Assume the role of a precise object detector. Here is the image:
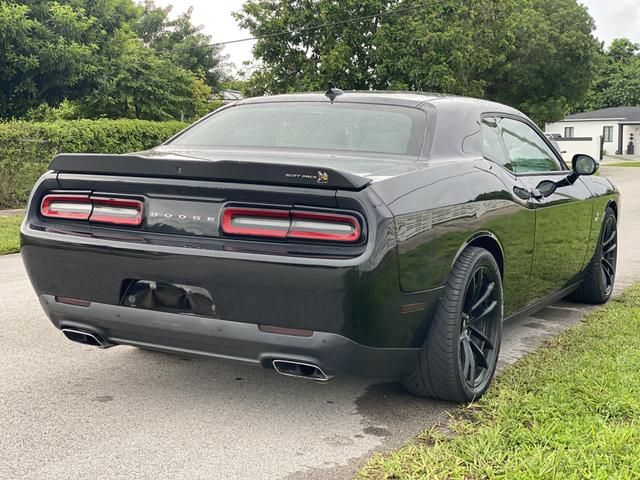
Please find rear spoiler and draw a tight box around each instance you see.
[49,154,371,190]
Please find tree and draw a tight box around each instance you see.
[487,0,600,125]
[0,1,100,117]
[0,0,223,120]
[79,33,211,121]
[234,0,600,124]
[135,0,227,91]
[579,39,640,111]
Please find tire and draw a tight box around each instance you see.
[570,207,618,304]
[402,246,503,403]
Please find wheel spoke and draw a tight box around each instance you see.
[468,325,494,351]
[469,339,489,369]
[604,243,617,256]
[461,338,472,380]
[463,274,477,312]
[471,282,495,312]
[602,262,613,285]
[469,300,497,324]
[602,258,616,276]
[603,228,616,246]
[462,338,476,387]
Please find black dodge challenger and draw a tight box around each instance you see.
[21,91,619,403]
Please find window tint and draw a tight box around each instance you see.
[480,118,511,169]
[171,103,426,156]
[500,118,562,173]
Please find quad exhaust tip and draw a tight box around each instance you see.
[61,328,111,349]
[272,359,333,382]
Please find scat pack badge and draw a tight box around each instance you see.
[317,171,329,184]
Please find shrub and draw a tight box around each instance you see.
[0,119,187,208]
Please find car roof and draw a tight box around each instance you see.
[235,91,523,115]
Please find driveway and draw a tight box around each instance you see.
[1,166,638,480]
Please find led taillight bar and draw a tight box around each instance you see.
[40,194,143,226]
[41,194,92,220]
[222,207,290,238]
[289,211,360,242]
[221,207,361,243]
[90,197,144,226]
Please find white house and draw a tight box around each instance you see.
[546,107,640,157]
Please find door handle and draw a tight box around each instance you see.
[513,186,543,201]
[530,188,544,201]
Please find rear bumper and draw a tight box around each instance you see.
[40,295,421,378]
[22,226,443,348]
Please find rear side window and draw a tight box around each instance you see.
[171,103,426,157]
[480,118,511,169]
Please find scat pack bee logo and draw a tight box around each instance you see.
[317,171,329,184]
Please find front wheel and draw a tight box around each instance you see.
[570,207,618,304]
[402,246,503,403]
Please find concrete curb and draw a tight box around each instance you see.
[0,209,24,217]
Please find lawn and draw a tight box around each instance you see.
[0,215,22,255]
[358,285,640,479]
[607,162,640,167]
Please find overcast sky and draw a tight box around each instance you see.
[152,0,640,70]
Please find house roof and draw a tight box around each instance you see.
[566,106,640,122]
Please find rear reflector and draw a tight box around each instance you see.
[41,194,143,226]
[258,325,314,337]
[55,296,91,307]
[221,207,361,243]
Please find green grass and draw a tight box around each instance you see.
[0,215,22,255]
[606,162,640,167]
[358,286,640,479]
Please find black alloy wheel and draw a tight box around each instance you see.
[600,214,617,296]
[459,266,501,392]
[402,246,503,403]
[569,207,618,304]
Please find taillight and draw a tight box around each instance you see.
[221,207,362,243]
[90,197,143,226]
[289,211,360,242]
[40,194,143,226]
[221,207,290,239]
[41,194,92,220]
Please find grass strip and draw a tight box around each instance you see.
[606,162,640,167]
[0,215,22,255]
[359,286,640,479]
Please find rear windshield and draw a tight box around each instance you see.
[170,102,426,157]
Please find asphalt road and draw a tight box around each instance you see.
[1,166,639,480]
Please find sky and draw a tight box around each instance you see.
[152,0,640,70]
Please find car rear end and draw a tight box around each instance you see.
[20,96,437,379]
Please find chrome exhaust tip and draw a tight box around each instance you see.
[272,359,333,382]
[61,328,111,349]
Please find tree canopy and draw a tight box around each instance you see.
[0,0,225,120]
[579,39,640,112]
[235,0,601,124]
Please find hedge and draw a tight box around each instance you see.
[0,119,187,208]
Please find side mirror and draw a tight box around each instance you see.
[572,154,599,176]
[557,154,599,187]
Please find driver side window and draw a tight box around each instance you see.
[499,118,562,174]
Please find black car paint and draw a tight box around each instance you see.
[20,92,619,377]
